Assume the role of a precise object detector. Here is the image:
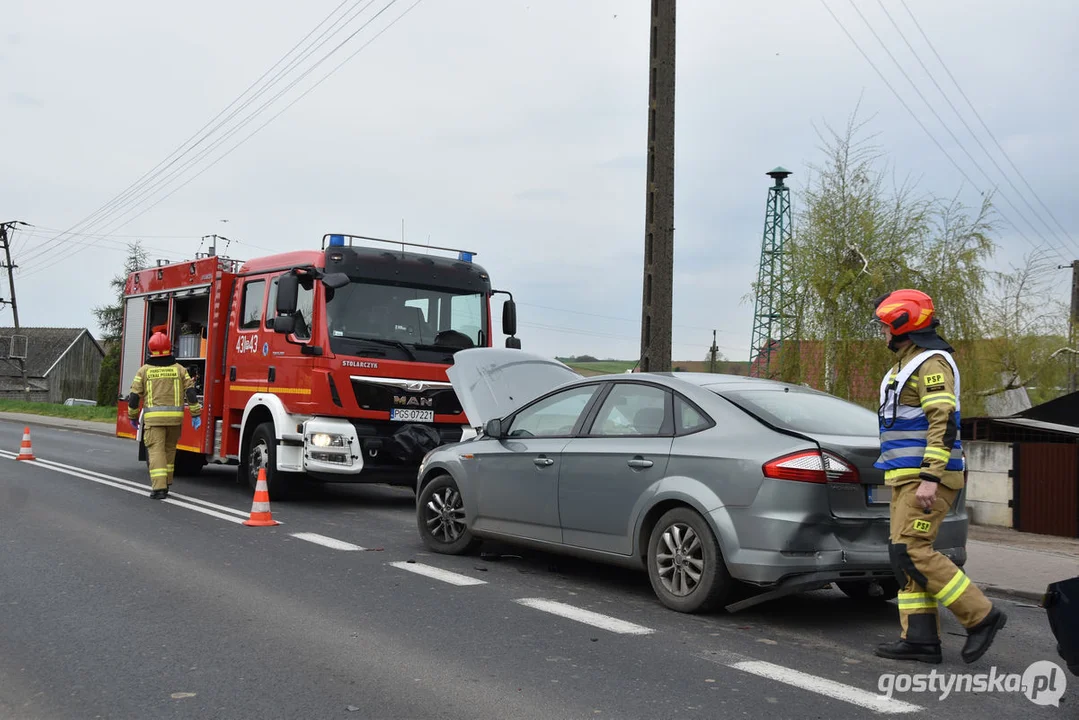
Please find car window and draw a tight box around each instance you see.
[240,280,265,330]
[294,283,314,341]
[507,386,598,438]
[589,383,670,436]
[265,278,278,329]
[675,396,711,434]
[715,387,878,436]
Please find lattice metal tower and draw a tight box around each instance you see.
[749,167,795,378]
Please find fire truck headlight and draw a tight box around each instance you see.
[310,432,345,448]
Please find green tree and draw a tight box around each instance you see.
[93,241,148,406]
[785,102,997,405]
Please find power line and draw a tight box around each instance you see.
[20,0,422,279]
[874,0,1078,257]
[41,0,388,255]
[843,0,1072,262]
[26,225,212,240]
[818,0,1069,264]
[56,0,419,254]
[19,1,386,273]
[898,0,1077,251]
[13,228,181,256]
[22,0,409,273]
[21,0,367,266]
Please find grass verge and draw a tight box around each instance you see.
[0,399,116,424]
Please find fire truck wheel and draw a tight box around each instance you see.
[245,422,295,499]
[417,474,480,555]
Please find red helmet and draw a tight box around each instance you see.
[147,332,171,356]
[873,289,935,335]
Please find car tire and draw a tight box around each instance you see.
[244,422,295,500]
[647,507,731,613]
[417,474,480,555]
[836,579,900,603]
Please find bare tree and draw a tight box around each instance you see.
[973,247,1070,404]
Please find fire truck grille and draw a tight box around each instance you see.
[350,378,464,416]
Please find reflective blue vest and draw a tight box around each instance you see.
[874,349,964,480]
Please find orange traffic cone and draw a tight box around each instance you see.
[243,468,279,527]
[15,427,35,461]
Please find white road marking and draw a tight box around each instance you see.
[389,561,487,586]
[25,455,252,519]
[291,532,365,551]
[696,651,922,715]
[0,451,261,526]
[514,598,655,635]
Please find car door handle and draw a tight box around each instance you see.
[628,457,653,469]
[533,456,554,467]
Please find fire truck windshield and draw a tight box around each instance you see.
[325,280,487,362]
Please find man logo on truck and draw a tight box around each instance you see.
[394,395,434,408]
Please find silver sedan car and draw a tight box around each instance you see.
[415,348,968,613]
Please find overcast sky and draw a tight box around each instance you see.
[3,0,1077,363]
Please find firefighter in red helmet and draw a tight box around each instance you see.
[871,289,1006,664]
[127,332,202,499]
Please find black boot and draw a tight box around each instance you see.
[150,489,166,500]
[876,614,942,664]
[962,607,1007,664]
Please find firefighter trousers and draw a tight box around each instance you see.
[144,425,182,491]
[889,480,993,643]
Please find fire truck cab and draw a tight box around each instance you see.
[115,233,520,498]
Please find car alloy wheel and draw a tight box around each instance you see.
[655,521,705,597]
[646,507,730,613]
[416,474,480,555]
[426,484,466,543]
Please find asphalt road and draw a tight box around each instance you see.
[0,420,1073,719]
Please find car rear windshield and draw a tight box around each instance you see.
[712,387,878,436]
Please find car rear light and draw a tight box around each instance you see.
[823,452,859,483]
[763,450,859,483]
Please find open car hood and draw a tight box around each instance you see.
[446,348,583,429]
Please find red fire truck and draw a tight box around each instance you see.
[115,233,520,497]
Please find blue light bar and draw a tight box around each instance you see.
[458,251,473,262]
[329,234,345,247]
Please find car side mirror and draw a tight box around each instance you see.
[322,272,349,290]
[484,418,503,439]
[505,336,521,349]
[276,273,299,315]
[273,315,296,335]
[502,298,517,336]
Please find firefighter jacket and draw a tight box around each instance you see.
[127,356,202,428]
[874,343,964,490]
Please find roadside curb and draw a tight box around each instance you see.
[982,584,1046,605]
[0,413,117,438]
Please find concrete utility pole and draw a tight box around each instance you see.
[709,330,718,374]
[0,221,30,400]
[639,0,676,373]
